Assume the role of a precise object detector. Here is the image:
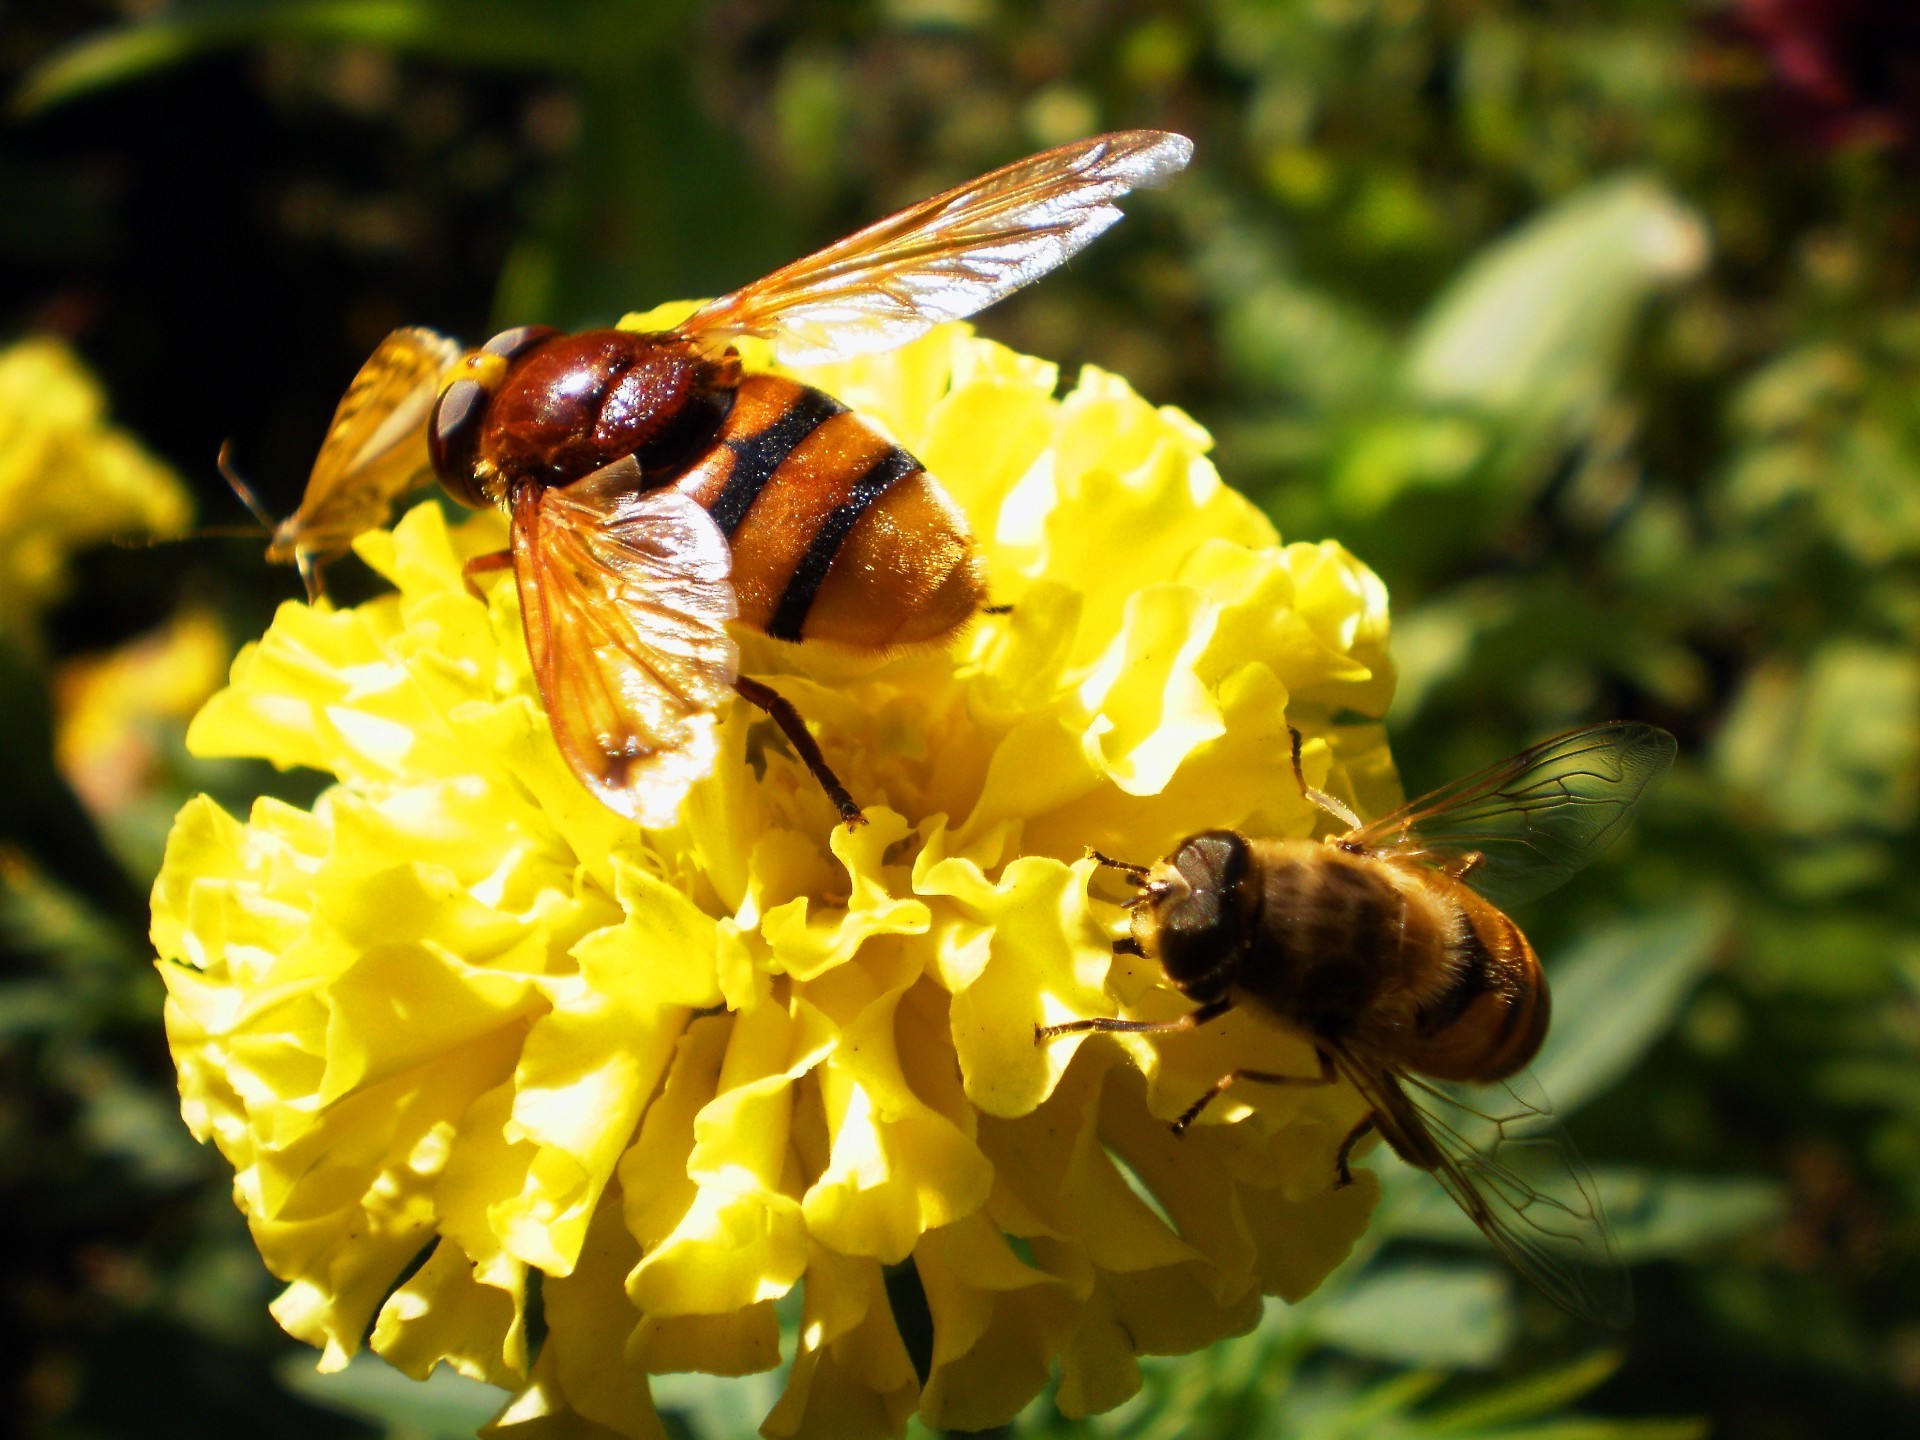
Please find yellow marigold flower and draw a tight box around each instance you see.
[56,604,229,818]
[152,312,1400,1439]
[0,336,191,642]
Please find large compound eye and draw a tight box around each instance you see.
[429,378,490,508]
[1146,830,1253,1002]
[481,324,559,363]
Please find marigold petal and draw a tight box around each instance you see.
[372,1238,529,1387]
[626,1307,781,1377]
[490,1185,667,1440]
[915,1211,1079,1432]
[801,981,993,1262]
[762,1244,918,1440]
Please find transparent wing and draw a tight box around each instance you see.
[1335,1049,1632,1328]
[676,130,1192,366]
[1345,722,1676,907]
[511,458,740,826]
[274,326,462,593]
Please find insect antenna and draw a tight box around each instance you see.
[1084,847,1150,885]
[217,441,283,533]
[109,441,277,551]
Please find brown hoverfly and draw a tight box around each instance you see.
[240,131,1192,828]
[1039,720,1677,1326]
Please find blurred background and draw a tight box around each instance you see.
[2,2,1916,1437]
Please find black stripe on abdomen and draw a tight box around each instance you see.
[767,447,921,642]
[708,387,847,537]
[1418,918,1498,1037]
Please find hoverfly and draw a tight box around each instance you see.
[246,131,1192,827]
[1039,721,1677,1325]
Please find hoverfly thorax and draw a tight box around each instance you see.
[1136,829,1258,1004]
[429,325,742,509]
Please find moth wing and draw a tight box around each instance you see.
[274,326,462,589]
[511,458,740,825]
[676,130,1192,366]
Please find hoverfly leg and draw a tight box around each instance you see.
[981,601,1015,616]
[462,549,513,599]
[1441,852,1485,882]
[734,675,864,827]
[1334,1113,1379,1188]
[1034,996,1232,1045]
[1170,1046,1339,1137]
[1288,725,1363,832]
[1112,935,1145,958]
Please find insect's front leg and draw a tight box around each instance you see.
[1034,996,1233,1046]
[462,549,512,600]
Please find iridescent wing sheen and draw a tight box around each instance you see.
[511,456,740,826]
[676,130,1193,367]
[269,326,462,599]
[1343,722,1676,908]
[1334,1048,1632,1328]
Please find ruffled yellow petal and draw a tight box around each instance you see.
[154,320,1402,1438]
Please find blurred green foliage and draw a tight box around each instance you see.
[4,1,1918,1438]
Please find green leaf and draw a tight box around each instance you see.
[652,1369,786,1440]
[1426,1349,1622,1430]
[17,0,698,113]
[1533,902,1726,1116]
[1311,1264,1514,1368]
[1714,643,1920,844]
[276,1353,508,1437]
[1589,1170,1782,1264]
[1385,1166,1779,1266]
[1402,177,1705,427]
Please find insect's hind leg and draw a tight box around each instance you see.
[1171,1046,1339,1137]
[734,675,864,827]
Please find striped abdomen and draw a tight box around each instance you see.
[668,374,985,649]
[434,326,985,652]
[1232,840,1548,1083]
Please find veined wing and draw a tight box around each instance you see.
[1334,1048,1631,1328]
[676,130,1192,366]
[511,457,740,826]
[272,326,462,598]
[1345,722,1676,908]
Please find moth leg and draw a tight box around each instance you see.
[462,549,512,599]
[734,675,864,827]
[295,552,326,606]
[1289,725,1362,832]
[1035,996,1232,1045]
[1335,1113,1379,1187]
[1171,1046,1339,1137]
